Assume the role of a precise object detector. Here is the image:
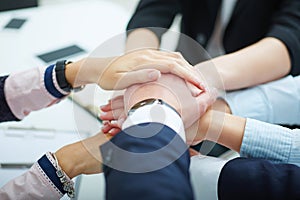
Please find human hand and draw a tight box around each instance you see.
[100,74,217,134]
[55,133,109,179]
[67,49,205,91]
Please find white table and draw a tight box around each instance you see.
[0,1,131,199]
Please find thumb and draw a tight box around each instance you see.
[115,69,161,89]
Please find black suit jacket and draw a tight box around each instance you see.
[127,0,300,74]
[100,122,194,200]
[218,158,300,200]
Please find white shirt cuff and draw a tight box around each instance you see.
[122,103,186,143]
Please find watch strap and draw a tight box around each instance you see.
[55,60,85,93]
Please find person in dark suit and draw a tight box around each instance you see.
[126,0,300,91]
[100,73,215,199]
[218,157,300,200]
[102,74,300,199]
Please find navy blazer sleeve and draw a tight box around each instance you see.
[100,122,194,200]
[218,157,300,200]
[0,75,18,122]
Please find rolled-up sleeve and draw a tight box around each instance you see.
[225,75,300,125]
[266,0,300,75]
[240,118,300,167]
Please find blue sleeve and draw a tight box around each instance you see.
[225,75,300,125]
[100,122,194,200]
[0,75,19,122]
[241,118,300,166]
[218,157,300,200]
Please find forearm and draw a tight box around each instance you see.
[199,109,300,165]
[202,37,291,90]
[125,28,160,52]
[65,57,114,88]
[201,110,246,152]
[55,133,105,179]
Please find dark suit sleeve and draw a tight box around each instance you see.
[100,122,194,200]
[126,0,181,40]
[0,75,19,122]
[218,157,300,200]
[266,0,300,75]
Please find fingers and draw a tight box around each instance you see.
[128,50,205,90]
[195,88,218,116]
[100,108,124,121]
[100,95,124,112]
[186,81,203,97]
[102,121,122,135]
[114,69,161,90]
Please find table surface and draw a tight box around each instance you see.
[0,1,131,199]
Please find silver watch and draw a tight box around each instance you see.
[127,98,180,117]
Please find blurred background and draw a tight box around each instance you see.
[40,0,139,13]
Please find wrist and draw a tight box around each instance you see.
[123,98,186,142]
[125,83,180,115]
[71,57,116,87]
[55,143,84,179]
[65,59,85,88]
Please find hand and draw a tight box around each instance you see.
[100,74,217,134]
[66,49,205,91]
[55,133,109,179]
[100,95,126,135]
[185,110,212,145]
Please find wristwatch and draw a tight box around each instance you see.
[127,98,180,117]
[55,60,85,92]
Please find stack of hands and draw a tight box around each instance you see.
[56,49,218,179]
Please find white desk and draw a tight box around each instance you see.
[0,1,131,199]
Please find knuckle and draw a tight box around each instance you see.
[168,61,177,69]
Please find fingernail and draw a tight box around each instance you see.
[100,112,107,117]
[200,83,207,91]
